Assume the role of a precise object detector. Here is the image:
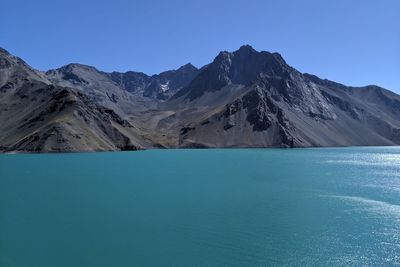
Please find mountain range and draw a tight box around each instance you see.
[1,45,399,152]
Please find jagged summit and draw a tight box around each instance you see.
[236,44,258,53]
[178,62,198,71]
[173,45,291,101]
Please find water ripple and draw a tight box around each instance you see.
[322,195,400,219]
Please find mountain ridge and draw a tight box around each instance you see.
[1,45,399,152]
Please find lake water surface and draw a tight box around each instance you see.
[1,147,400,266]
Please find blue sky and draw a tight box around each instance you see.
[1,0,399,92]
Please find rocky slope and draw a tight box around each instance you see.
[0,49,153,152]
[0,45,399,152]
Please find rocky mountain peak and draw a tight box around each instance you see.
[235,44,258,55]
[56,63,100,73]
[143,62,200,99]
[179,63,197,71]
[0,47,11,56]
[214,51,233,63]
[0,47,27,68]
[173,45,292,101]
[0,47,50,87]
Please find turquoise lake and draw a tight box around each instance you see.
[1,147,399,266]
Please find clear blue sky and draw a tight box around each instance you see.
[1,0,399,92]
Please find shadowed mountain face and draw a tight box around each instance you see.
[107,63,199,100]
[1,45,399,152]
[143,63,199,100]
[173,45,288,101]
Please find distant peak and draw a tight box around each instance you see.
[232,45,259,58]
[237,44,257,53]
[185,62,195,68]
[59,63,98,72]
[180,62,197,70]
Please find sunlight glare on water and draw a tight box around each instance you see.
[0,147,399,266]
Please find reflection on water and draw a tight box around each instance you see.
[322,195,400,218]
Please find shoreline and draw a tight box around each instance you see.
[1,144,399,155]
